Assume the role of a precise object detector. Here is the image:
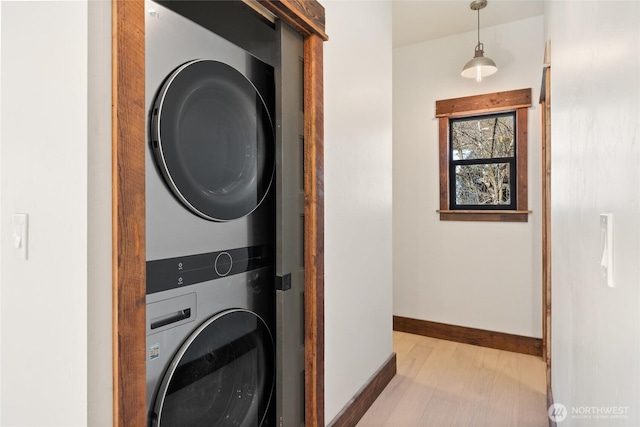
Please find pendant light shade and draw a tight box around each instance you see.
[461,0,497,82]
[461,43,497,80]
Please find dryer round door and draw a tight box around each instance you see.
[153,309,274,427]
[151,59,275,221]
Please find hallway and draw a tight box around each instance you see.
[357,331,548,426]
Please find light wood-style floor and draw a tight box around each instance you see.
[357,331,548,427]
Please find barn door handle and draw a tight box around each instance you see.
[276,273,292,291]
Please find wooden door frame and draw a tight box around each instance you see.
[112,2,328,426]
[540,41,552,398]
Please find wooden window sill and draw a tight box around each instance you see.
[437,210,531,222]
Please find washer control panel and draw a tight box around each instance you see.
[146,245,272,294]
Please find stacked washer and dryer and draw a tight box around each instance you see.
[145,1,277,426]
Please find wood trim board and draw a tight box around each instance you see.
[541,62,552,397]
[435,88,532,118]
[259,0,328,41]
[112,1,146,425]
[438,210,530,222]
[516,107,529,211]
[112,1,327,426]
[328,353,397,427]
[438,117,449,211]
[393,316,543,357]
[303,33,326,427]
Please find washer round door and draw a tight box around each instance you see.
[151,59,275,221]
[153,309,275,427]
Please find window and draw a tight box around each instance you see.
[450,112,516,209]
[436,89,531,222]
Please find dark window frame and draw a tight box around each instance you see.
[436,88,532,222]
[449,111,517,210]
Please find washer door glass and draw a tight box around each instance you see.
[154,309,274,427]
[151,59,275,221]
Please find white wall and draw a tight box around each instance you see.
[1,2,87,424]
[0,3,3,423]
[323,0,393,423]
[393,16,544,338]
[545,1,640,425]
[0,1,112,425]
[87,1,113,425]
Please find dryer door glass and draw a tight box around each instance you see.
[152,60,275,221]
[154,309,274,427]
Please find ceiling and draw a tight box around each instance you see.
[392,0,544,48]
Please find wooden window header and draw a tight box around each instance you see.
[436,88,531,118]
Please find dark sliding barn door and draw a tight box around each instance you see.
[275,21,306,427]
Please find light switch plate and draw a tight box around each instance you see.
[600,213,613,287]
[13,213,28,260]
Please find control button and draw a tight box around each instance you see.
[215,252,233,277]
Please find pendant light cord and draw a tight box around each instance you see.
[477,7,480,46]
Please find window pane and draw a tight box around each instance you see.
[455,163,511,206]
[451,115,514,160]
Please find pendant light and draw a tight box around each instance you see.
[461,0,497,82]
